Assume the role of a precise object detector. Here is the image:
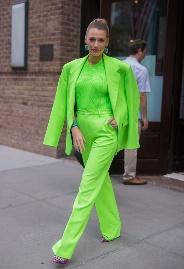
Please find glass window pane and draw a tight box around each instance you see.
[109,0,168,122]
[11,3,26,68]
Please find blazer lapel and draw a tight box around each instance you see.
[103,54,120,115]
[67,55,88,126]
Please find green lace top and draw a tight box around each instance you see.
[75,58,113,114]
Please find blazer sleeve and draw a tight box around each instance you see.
[43,64,68,147]
[124,65,140,149]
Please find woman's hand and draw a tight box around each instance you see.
[107,118,117,128]
[71,127,85,153]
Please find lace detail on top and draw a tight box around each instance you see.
[75,58,113,115]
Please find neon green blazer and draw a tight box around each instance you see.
[43,54,140,154]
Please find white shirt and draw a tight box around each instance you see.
[124,56,151,93]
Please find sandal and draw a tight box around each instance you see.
[52,255,70,265]
[100,235,120,243]
[101,236,110,243]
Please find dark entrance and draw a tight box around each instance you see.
[170,0,184,172]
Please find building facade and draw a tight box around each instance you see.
[0,0,81,157]
[0,0,183,174]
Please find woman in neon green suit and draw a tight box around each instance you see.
[43,19,140,265]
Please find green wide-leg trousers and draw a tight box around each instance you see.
[52,114,122,259]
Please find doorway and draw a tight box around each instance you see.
[171,1,184,172]
[80,0,183,174]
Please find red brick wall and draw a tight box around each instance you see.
[0,0,81,157]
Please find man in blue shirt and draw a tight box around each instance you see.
[123,39,151,185]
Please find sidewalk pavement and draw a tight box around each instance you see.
[0,145,184,269]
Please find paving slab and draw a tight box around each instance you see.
[0,145,60,171]
[73,242,184,269]
[145,223,184,257]
[0,161,82,200]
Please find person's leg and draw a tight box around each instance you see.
[95,173,121,241]
[123,121,147,185]
[123,149,137,179]
[52,123,118,259]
